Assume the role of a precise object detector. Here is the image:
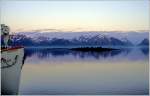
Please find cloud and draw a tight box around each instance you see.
[31,28,63,32]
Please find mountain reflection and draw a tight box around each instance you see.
[24,48,133,59]
[140,47,149,56]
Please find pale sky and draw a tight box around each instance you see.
[1,0,149,32]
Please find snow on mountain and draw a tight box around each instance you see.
[14,31,149,45]
[105,32,149,44]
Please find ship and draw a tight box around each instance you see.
[1,24,25,95]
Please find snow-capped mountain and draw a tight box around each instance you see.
[9,32,138,47]
[15,31,149,45]
[75,34,132,46]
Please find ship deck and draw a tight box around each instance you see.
[1,46,24,52]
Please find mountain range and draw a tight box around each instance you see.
[8,31,149,48]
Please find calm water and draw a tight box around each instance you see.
[19,47,149,95]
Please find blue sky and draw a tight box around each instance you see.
[1,0,149,32]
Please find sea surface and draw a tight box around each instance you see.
[19,47,149,95]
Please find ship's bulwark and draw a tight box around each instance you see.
[1,48,24,95]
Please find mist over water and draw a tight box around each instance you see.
[19,47,149,95]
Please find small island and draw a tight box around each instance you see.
[70,47,118,52]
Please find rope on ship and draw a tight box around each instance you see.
[1,55,18,69]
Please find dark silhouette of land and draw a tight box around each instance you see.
[70,47,118,52]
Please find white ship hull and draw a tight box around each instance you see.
[1,47,24,95]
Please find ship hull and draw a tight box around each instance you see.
[1,47,24,95]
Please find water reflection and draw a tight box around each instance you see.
[140,47,149,56]
[20,47,149,95]
[25,48,124,58]
[24,47,148,60]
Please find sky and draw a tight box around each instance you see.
[1,0,149,33]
